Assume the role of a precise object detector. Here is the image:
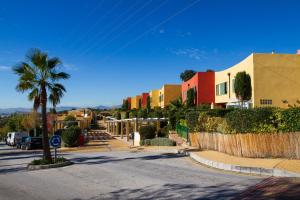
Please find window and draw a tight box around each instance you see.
[260,99,272,105]
[216,82,227,95]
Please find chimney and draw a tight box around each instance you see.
[297,50,300,54]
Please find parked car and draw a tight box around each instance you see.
[21,137,43,150]
[16,136,28,149]
[6,132,27,146]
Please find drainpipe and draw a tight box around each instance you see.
[227,73,231,99]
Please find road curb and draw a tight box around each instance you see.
[177,150,300,178]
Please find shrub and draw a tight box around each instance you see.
[125,111,130,119]
[150,138,176,146]
[139,125,156,140]
[129,110,137,118]
[31,159,53,165]
[225,108,277,133]
[205,117,224,133]
[196,104,211,110]
[168,110,177,130]
[185,111,200,132]
[186,88,196,108]
[140,139,151,146]
[137,109,148,118]
[205,108,235,117]
[157,126,169,137]
[114,112,121,120]
[216,118,230,134]
[62,126,81,147]
[151,108,163,118]
[277,107,300,132]
[198,112,208,132]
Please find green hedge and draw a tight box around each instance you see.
[225,108,277,133]
[277,107,300,132]
[62,126,81,147]
[140,137,176,146]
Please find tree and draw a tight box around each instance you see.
[13,48,70,162]
[169,96,183,111]
[234,71,252,108]
[138,99,142,109]
[186,88,196,108]
[122,99,129,111]
[180,70,196,82]
[146,96,151,112]
[22,112,39,134]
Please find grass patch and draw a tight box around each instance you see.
[140,137,176,146]
[30,157,67,165]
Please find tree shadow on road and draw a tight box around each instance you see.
[233,177,300,200]
[0,166,27,174]
[72,183,243,200]
[72,153,186,165]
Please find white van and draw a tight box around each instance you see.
[6,132,27,146]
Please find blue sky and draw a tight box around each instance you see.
[1,0,300,108]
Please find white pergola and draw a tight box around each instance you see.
[105,117,168,141]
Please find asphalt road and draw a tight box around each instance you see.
[0,143,262,200]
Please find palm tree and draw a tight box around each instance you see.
[13,48,70,162]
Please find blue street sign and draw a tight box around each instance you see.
[50,135,61,148]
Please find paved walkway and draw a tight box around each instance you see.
[60,132,130,153]
[195,150,300,174]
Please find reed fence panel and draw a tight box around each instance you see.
[189,132,300,159]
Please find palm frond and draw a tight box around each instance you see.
[26,48,48,72]
[16,81,35,92]
[48,57,61,69]
[28,88,40,101]
[50,72,70,81]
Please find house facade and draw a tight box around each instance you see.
[141,93,149,109]
[182,72,215,105]
[149,89,160,108]
[131,95,142,109]
[159,84,182,108]
[215,52,300,108]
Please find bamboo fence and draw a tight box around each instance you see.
[189,132,300,159]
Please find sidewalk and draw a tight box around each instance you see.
[189,150,300,177]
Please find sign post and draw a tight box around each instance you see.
[49,135,61,163]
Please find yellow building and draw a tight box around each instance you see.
[131,95,142,110]
[149,89,160,108]
[55,109,94,130]
[159,84,182,108]
[215,52,300,108]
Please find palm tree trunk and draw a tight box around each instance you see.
[41,84,52,162]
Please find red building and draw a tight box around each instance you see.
[127,97,131,110]
[181,72,215,105]
[141,93,149,109]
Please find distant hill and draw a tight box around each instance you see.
[0,105,121,114]
[93,105,122,110]
[0,106,77,114]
